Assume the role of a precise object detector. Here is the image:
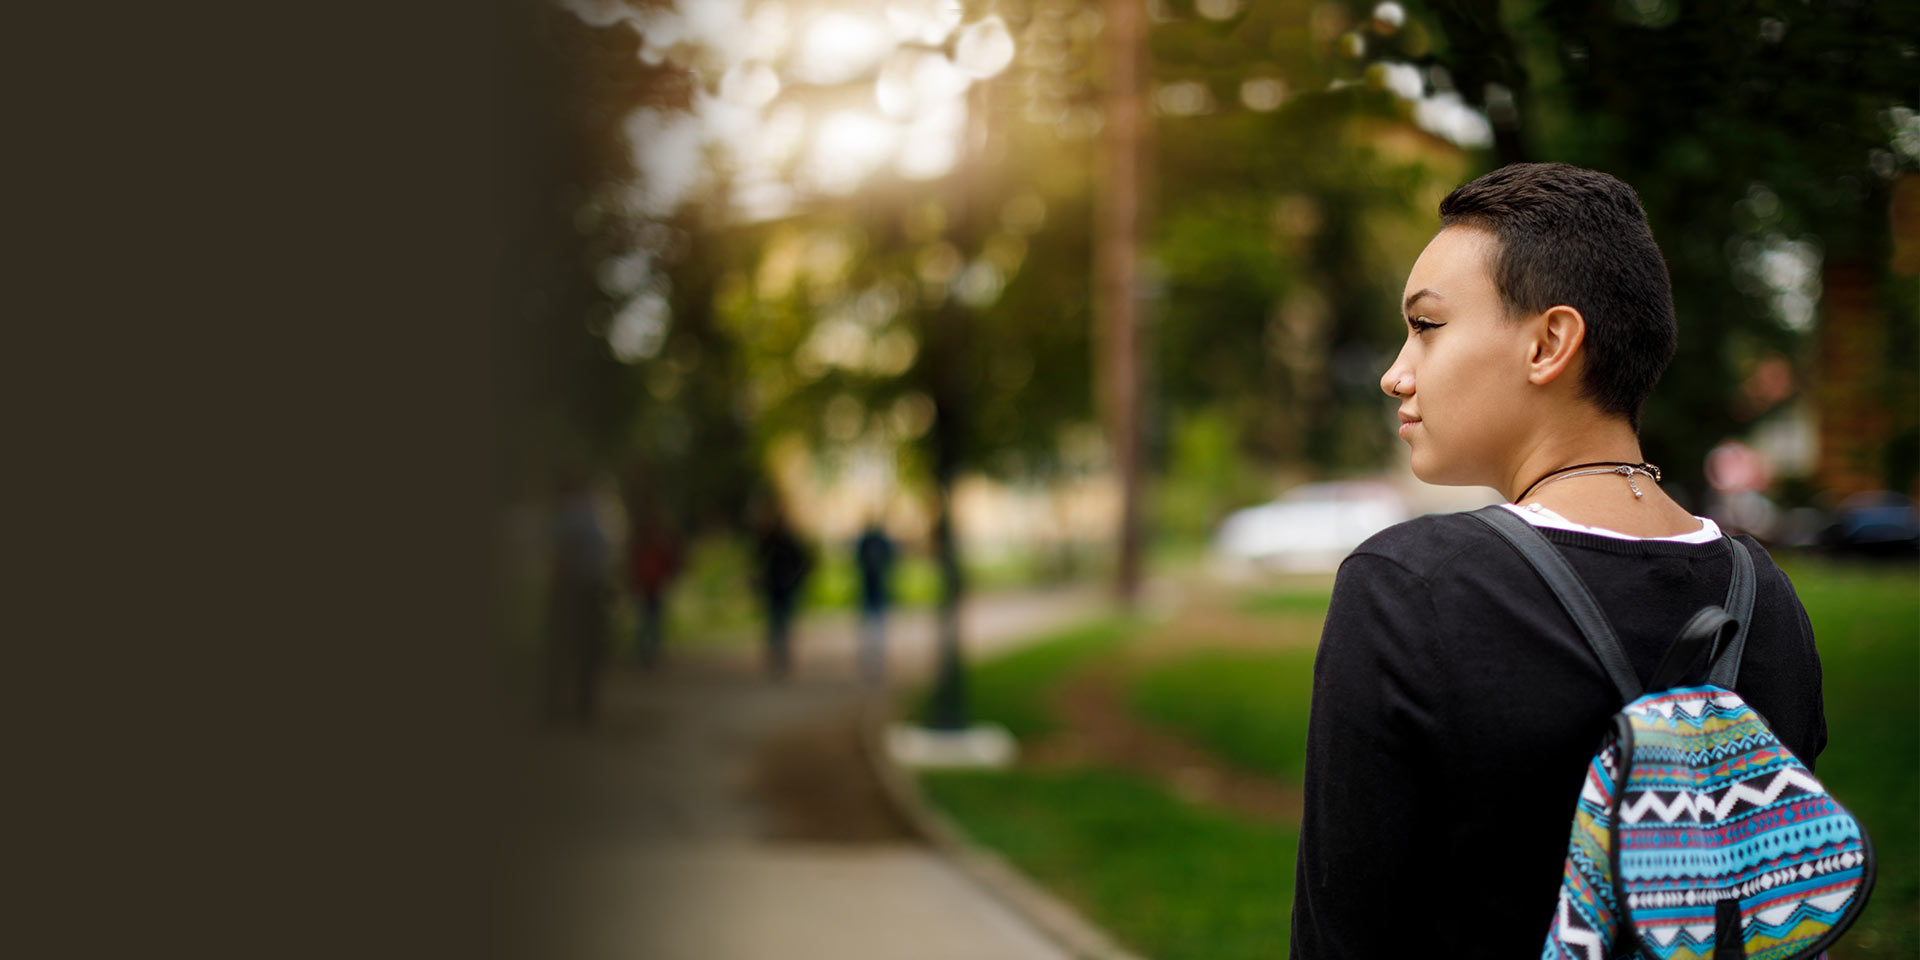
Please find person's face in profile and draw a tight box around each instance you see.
[1380,225,1537,487]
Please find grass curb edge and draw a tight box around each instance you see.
[857,694,1150,960]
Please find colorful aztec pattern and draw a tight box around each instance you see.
[1541,685,1872,960]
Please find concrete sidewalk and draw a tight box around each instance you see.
[527,587,1104,960]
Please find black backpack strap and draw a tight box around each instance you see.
[1469,506,1642,702]
[1648,605,1738,691]
[1705,536,1757,688]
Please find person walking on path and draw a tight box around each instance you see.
[1290,163,1828,957]
[755,513,812,681]
[627,509,682,671]
[544,474,612,727]
[853,521,897,685]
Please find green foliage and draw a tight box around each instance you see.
[1411,0,1920,500]
[653,535,760,644]
[1156,410,1277,544]
[921,768,1297,960]
[1130,647,1319,784]
[1150,93,1465,476]
[917,617,1138,740]
[711,98,1104,492]
[619,226,760,531]
[958,182,1099,478]
[1781,558,1920,958]
[520,11,721,489]
[547,0,1920,563]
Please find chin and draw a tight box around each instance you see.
[1407,449,1476,488]
[1407,447,1441,484]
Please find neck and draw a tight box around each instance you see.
[1500,415,1645,503]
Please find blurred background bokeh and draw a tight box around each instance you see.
[507,1,1920,958]
[511,0,1919,604]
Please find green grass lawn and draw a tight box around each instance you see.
[1235,584,1334,619]
[1129,647,1318,784]
[922,768,1297,960]
[912,616,1138,739]
[1778,557,1919,959]
[914,616,1304,958]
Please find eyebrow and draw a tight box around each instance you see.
[1404,289,1442,315]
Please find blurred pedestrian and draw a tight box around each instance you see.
[627,510,682,671]
[544,473,611,728]
[755,513,812,680]
[853,521,897,685]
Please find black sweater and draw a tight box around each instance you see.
[1289,511,1826,958]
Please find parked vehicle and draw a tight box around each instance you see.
[1213,482,1411,573]
[1819,491,1920,558]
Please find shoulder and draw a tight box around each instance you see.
[1731,534,1814,628]
[1732,533,1792,588]
[1319,515,1496,690]
[1344,509,1508,580]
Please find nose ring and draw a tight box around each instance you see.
[1389,376,1409,398]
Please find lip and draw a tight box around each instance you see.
[1396,411,1420,438]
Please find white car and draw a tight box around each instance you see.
[1213,482,1411,573]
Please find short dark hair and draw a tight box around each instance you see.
[1438,162,1676,430]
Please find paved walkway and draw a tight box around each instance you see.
[527,587,1105,960]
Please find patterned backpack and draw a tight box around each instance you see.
[1470,507,1875,960]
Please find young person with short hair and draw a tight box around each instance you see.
[1288,163,1826,957]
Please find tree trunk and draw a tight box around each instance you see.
[1813,259,1887,497]
[1096,0,1148,606]
[922,82,987,731]
[924,461,968,730]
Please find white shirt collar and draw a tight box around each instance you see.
[1499,502,1724,544]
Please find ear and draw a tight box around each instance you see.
[1527,305,1585,386]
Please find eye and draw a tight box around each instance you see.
[1407,316,1443,334]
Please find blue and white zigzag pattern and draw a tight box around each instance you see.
[1542,685,1871,960]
